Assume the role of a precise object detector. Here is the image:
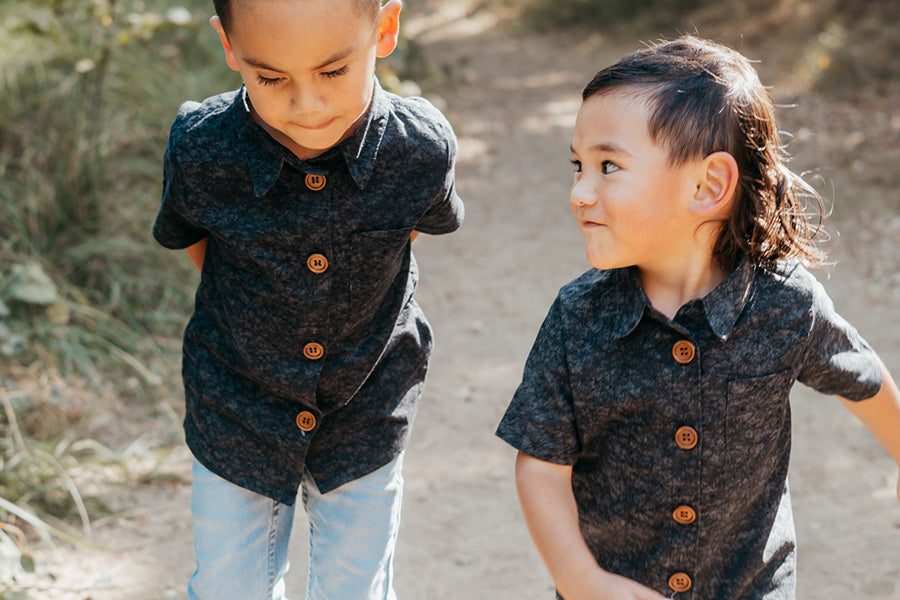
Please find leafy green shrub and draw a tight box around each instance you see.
[0,0,230,387]
[0,0,233,546]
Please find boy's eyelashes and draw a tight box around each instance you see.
[569,158,621,174]
[255,65,350,87]
[323,65,349,79]
[257,74,283,87]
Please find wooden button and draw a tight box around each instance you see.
[673,505,697,525]
[296,411,316,432]
[675,426,698,450]
[307,253,328,274]
[672,340,696,364]
[303,342,324,360]
[668,572,692,593]
[305,173,326,191]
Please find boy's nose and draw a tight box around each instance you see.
[291,84,325,114]
[569,179,598,207]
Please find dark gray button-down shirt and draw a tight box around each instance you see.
[497,257,882,599]
[154,82,463,503]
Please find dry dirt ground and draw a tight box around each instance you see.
[6,3,900,599]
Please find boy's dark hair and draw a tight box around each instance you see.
[213,0,382,36]
[583,35,824,272]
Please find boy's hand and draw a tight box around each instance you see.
[514,453,668,600]
[597,572,668,600]
[563,569,668,600]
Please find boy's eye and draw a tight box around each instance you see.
[323,65,349,79]
[601,160,620,174]
[257,74,283,87]
[570,159,582,173]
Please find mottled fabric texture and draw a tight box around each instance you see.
[154,81,463,504]
[496,256,882,599]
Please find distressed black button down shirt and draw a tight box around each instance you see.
[153,82,463,504]
[496,257,882,599]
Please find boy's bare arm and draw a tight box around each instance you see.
[185,237,208,273]
[514,452,666,600]
[838,356,900,504]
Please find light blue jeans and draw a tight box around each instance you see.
[187,453,404,600]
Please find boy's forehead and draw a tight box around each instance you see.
[227,0,376,66]
[230,0,375,22]
[574,92,654,142]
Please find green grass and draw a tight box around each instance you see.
[0,0,230,549]
[0,1,228,384]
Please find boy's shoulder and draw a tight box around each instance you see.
[379,88,457,157]
[165,89,243,160]
[385,89,453,133]
[755,259,830,308]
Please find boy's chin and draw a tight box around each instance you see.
[290,127,354,154]
[584,250,612,271]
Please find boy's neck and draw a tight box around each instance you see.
[637,252,728,321]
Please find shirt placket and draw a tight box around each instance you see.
[665,331,702,598]
[291,167,333,432]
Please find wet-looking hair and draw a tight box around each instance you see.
[213,0,382,36]
[582,35,824,272]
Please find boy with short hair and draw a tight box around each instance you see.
[152,1,463,598]
[496,36,900,599]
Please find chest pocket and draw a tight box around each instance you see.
[725,369,794,476]
[348,227,413,309]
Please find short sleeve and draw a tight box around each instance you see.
[414,121,464,235]
[496,297,580,464]
[797,279,882,401]
[152,115,209,250]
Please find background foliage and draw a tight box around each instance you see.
[518,0,900,95]
[0,0,235,566]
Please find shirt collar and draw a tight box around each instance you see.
[701,253,755,340]
[610,254,755,340]
[340,78,389,190]
[237,80,390,197]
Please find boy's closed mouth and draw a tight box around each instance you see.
[297,118,337,130]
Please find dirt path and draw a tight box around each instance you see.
[10,5,900,599]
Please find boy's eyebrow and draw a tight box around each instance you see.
[242,46,357,73]
[311,46,357,71]
[570,143,633,157]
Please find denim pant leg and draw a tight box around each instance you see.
[188,459,295,600]
[302,452,405,600]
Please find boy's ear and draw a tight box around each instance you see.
[691,151,739,216]
[375,0,402,59]
[210,16,240,72]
